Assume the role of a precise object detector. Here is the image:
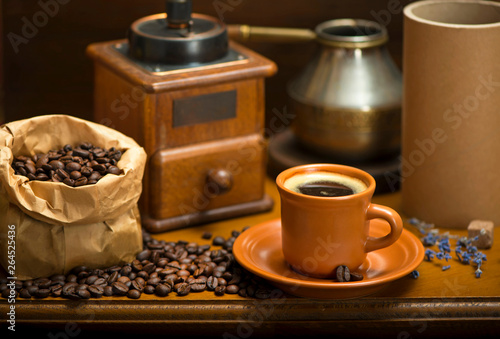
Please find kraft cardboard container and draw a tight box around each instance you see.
[401,0,500,228]
[0,115,147,280]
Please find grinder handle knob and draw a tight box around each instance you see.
[206,169,233,195]
[166,0,192,29]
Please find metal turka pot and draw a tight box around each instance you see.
[229,19,402,162]
[287,19,403,162]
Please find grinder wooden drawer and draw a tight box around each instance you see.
[147,134,268,223]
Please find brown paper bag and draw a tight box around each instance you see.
[0,114,147,280]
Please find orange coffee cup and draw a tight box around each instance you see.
[276,164,403,279]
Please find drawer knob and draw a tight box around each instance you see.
[206,169,233,195]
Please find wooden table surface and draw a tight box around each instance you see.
[1,177,499,338]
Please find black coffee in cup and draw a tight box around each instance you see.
[284,171,367,197]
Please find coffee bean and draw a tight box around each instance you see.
[111,281,129,295]
[131,279,145,292]
[36,173,49,181]
[88,285,104,298]
[76,284,89,290]
[218,277,228,287]
[19,289,32,298]
[254,285,273,299]
[107,166,122,175]
[189,279,207,292]
[85,275,98,285]
[127,289,141,299]
[246,284,256,297]
[35,288,51,298]
[35,155,49,168]
[81,166,93,177]
[1,288,13,299]
[77,289,91,299]
[206,276,218,291]
[48,160,64,170]
[73,149,90,158]
[70,171,82,180]
[34,278,52,289]
[175,282,191,296]
[24,162,36,175]
[131,260,143,272]
[155,284,171,297]
[80,142,93,150]
[202,232,212,239]
[143,285,155,294]
[212,236,226,246]
[66,162,81,172]
[335,265,351,282]
[349,272,364,282]
[62,282,78,296]
[147,277,161,286]
[214,285,226,296]
[228,273,241,285]
[136,249,151,261]
[110,150,122,161]
[226,284,239,294]
[51,285,63,297]
[92,164,107,173]
[75,176,88,186]
[221,272,233,282]
[17,167,27,176]
[142,263,156,274]
[107,271,119,284]
[63,178,75,187]
[103,286,114,296]
[50,274,66,282]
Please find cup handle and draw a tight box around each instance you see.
[364,204,403,253]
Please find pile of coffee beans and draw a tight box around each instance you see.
[0,227,366,301]
[11,142,124,187]
[0,227,279,300]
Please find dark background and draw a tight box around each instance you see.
[0,0,413,126]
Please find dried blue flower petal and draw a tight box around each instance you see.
[424,249,436,261]
[408,217,420,225]
[410,270,419,279]
[467,245,478,253]
[442,265,451,271]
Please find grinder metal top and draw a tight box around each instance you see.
[128,0,228,65]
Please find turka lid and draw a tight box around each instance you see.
[128,0,228,65]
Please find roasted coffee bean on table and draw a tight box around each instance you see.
[0,227,283,300]
[335,265,351,282]
[10,142,124,187]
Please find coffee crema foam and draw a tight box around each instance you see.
[284,171,367,196]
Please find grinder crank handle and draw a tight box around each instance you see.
[227,24,316,43]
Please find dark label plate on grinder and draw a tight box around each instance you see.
[173,90,237,127]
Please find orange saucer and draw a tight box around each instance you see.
[233,218,424,299]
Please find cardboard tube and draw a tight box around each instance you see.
[401,0,500,228]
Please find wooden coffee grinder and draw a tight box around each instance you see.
[86,0,277,233]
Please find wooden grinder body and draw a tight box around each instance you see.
[86,39,277,233]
